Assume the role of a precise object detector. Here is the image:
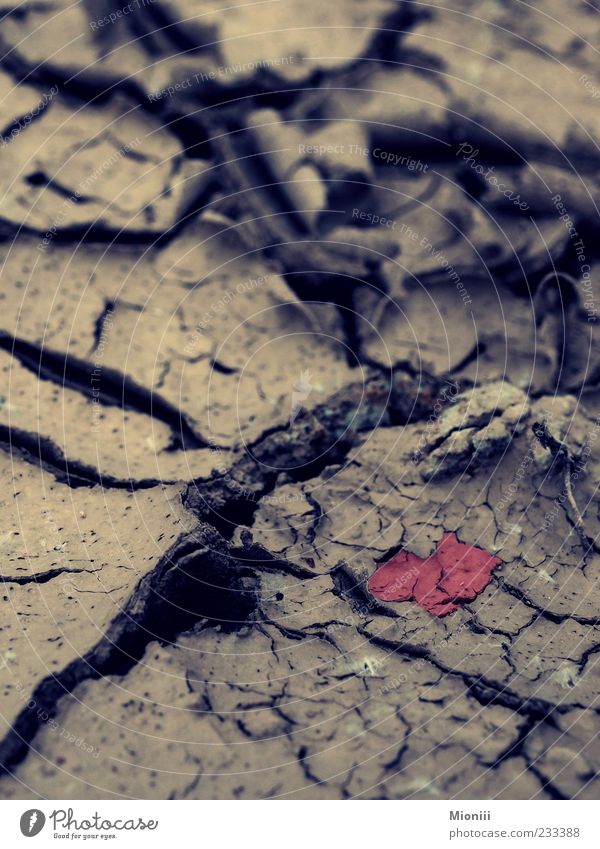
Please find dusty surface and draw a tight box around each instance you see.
[0,0,600,800]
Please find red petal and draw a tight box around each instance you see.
[368,533,501,616]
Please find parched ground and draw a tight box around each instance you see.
[1,0,600,800]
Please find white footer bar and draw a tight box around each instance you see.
[0,799,597,847]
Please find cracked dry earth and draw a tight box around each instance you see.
[1,0,600,801]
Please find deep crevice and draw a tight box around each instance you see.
[183,366,453,537]
[1,567,95,586]
[0,426,169,490]
[0,333,206,450]
[0,528,260,774]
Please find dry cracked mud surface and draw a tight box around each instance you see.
[1,0,600,800]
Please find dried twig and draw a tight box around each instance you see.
[532,420,590,545]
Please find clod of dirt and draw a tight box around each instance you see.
[400,5,600,163]
[0,96,209,237]
[414,381,530,479]
[368,532,502,616]
[153,0,402,83]
[0,0,151,89]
